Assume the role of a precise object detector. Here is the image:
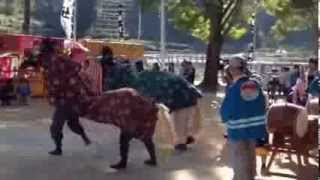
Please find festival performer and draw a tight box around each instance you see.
[106,64,203,151]
[100,46,114,86]
[41,40,175,170]
[220,56,267,180]
[39,40,92,156]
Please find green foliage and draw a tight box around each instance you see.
[0,0,24,33]
[139,0,316,43]
[263,0,317,40]
[228,26,248,40]
[138,0,160,12]
[167,0,210,41]
[138,0,256,43]
[168,0,253,42]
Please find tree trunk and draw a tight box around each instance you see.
[23,0,31,34]
[200,14,224,92]
[138,6,142,40]
[5,0,11,15]
[309,4,318,58]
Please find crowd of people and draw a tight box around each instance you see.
[0,37,318,179]
[24,39,203,171]
[267,58,319,106]
[220,56,319,179]
[0,76,31,106]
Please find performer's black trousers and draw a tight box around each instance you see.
[50,104,88,150]
[118,132,156,164]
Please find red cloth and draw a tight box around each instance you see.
[86,89,158,140]
[46,55,158,140]
[71,48,87,64]
[0,57,13,79]
[83,60,103,95]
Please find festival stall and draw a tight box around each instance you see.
[0,33,64,55]
[0,53,20,85]
[0,34,65,97]
[81,39,145,60]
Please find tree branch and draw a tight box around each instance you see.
[221,0,243,36]
[223,0,234,15]
[194,0,209,17]
[222,0,239,27]
[222,22,234,36]
[221,0,241,30]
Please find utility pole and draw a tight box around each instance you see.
[138,5,142,40]
[160,0,166,66]
[118,4,124,40]
[248,0,259,62]
[73,0,77,41]
[23,0,31,34]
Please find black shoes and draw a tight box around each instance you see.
[175,136,197,152]
[175,136,196,152]
[186,136,195,145]
[223,133,228,139]
[49,149,62,156]
[110,159,157,170]
[84,138,92,146]
[144,159,157,167]
[110,161,127,170]
[175,144,188,151]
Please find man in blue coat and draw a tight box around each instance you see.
[220,56,267,180]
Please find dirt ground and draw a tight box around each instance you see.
[0,94,318,180]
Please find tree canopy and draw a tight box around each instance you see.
[167,0,255,42]
[263,0,317,40]
[138,0,317,42]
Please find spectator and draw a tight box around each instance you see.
[223,66,233,91]
[152,63,161,72]
[0,79,15,106]
[289,65,300,87]
[307,58,318,87]
[180,61,195,84]
[135,61,144,72]
[179,60,187,76]
[184,61,195,84]
[17,78,31,105]
[279,67,291,96]
[288,71,308,106]
[220,56,267,180]
[168,62,175,73]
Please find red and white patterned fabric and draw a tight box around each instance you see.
[84,60,103,95]
[0,57,13,80]
[45,54,159,140]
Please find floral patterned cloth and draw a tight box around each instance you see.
[132,71,202,111]
[106,64,202,111]
[85,89,158,140]
[45,55,158,140]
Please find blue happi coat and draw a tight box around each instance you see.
[220,77,267,141]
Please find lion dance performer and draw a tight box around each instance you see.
[40,39,173,170]
[106,61,203,151]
